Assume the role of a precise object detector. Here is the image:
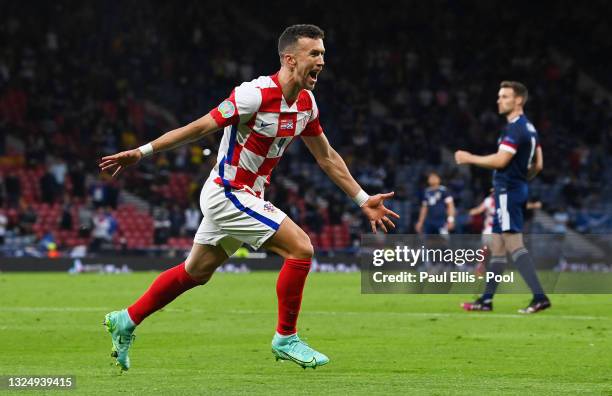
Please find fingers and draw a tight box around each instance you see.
[377,219,388,233]
[99,161,118,171]
[100,152,129,167]
[369,217,395,234]
[111,165,123,178]
[385,208,400,219]
[382,216,395,229]
[100,154,119,162]
[380,191,395,199]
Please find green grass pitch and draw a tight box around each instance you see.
[1,272,612,395]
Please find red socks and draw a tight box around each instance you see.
[126,258,312,333]
[127,262,201,325]
[276,258,312,335]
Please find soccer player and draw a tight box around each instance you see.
[99,24,399,370]
[468,190,495,275]
[415,172,455,235]
[455,81,551,314]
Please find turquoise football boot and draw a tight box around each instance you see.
[104,310,136,371]
[271,333,329,369]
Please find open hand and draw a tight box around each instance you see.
[361,192,400,233]
[99,149,142,178]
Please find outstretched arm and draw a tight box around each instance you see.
[454,148,514,169]
[302,133,399,233]
[99,113,221,177]
[468,201,486,216]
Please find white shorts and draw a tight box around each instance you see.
[194,176,287,256]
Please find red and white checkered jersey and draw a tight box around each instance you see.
[209,72,323,198]
[483,195,496,234]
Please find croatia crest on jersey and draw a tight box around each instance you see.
[263,202,277,213]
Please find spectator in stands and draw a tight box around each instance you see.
[40,168,59,204]
[69,161,86,199]
[105,179,119,209]
[303,201,323,234]
[327,195,344,226]
[58,199,73,230]
[0,210,7,245]
[18,202,37,236]
[184,202,201,236]
[90,181,107,209]
[107,209,118,236]
[78,199,94,237]
[25,135,46,167]
[169,204,184,238]
[49,155,68,193]
[553,206,569,234]
[38,229,56,254]
[0,172,5,207]
[121,128,137,150]
[5,172,20,207]
[90,207,114,252]
[153,205,171,245]
[1,1,611,254]
[174,146,189,170]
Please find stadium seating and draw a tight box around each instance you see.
[1,1,611,256]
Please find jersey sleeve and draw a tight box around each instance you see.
[498,125,521,155]
[209,83,262,128]
[301,92,324,137]
[443,189,454,204]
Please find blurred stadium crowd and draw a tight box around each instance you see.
[1,1,611,256]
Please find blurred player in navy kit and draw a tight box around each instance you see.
[415,172,455,235]
[455,81,551,314]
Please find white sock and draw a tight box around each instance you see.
[275,332,296,338]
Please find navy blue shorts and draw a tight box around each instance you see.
[493,185,528,233]
[424,222,447,234]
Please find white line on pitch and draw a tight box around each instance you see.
[224,310,606,321]
[0,306,607,321]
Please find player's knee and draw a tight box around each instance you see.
[291,232,314,259]
[185,265,211,284]
[185,259,217,283]
[502,233,523,253]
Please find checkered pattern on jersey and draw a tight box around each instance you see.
[210,73,323,196]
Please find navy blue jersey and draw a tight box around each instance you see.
[422,186,453,226]
[493,114,540,189]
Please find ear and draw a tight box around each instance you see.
[287,54,296,67]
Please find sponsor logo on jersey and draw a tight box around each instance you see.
[218,100,236,119]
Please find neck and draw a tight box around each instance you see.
[506,108,523,123]
[277,67,301,103]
